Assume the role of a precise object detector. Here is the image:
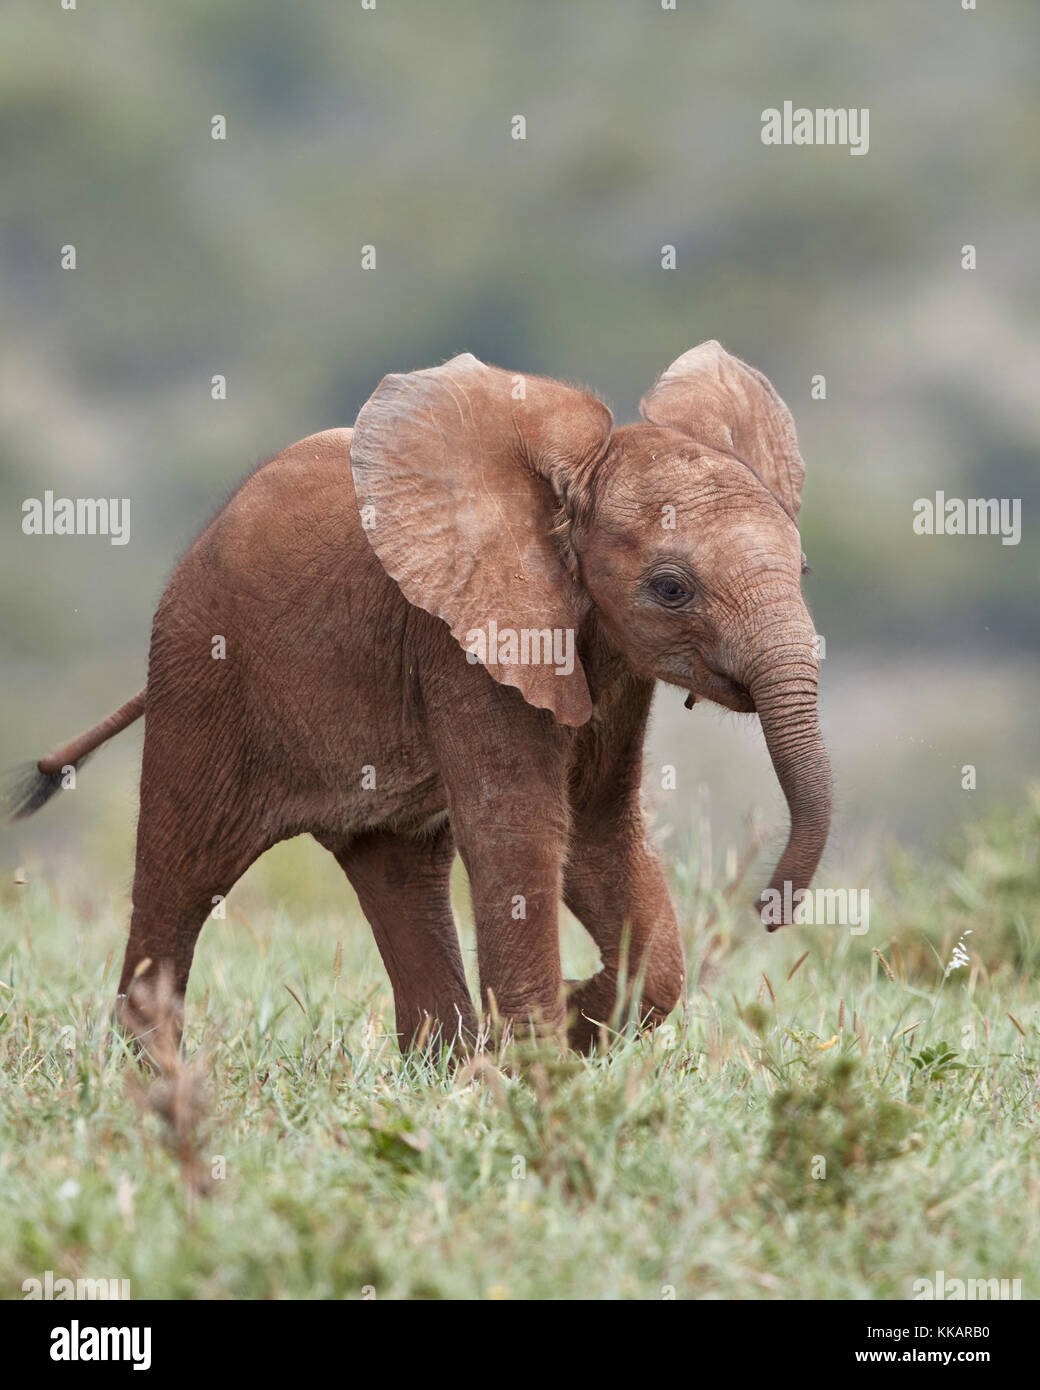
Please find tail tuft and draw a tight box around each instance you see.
[2,687,144,823]
[1,762,69,821]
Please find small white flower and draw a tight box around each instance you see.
[944,931,973,979]
[56,1180,80,1201]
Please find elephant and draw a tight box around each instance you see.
[6,343,831,1055]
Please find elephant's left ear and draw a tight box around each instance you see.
[639,341,805,520]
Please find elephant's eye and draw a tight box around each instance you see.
[649,574,694,607]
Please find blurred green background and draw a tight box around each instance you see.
[1,0,1037,910]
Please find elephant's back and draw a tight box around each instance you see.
[205,427,364,573]
[152,430,407,717]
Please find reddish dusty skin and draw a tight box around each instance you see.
[23,345,830,1055]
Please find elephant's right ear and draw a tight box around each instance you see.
[350,354,613,726]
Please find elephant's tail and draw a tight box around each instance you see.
[2,687,146,821]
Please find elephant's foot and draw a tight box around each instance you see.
[564,971,680,1052]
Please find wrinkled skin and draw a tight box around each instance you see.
[21,343,831,1055]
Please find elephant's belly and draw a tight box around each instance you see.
[301,766,449,847]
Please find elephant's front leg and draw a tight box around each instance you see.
[430,691,571,1043]
[454,818,570,1042]
[563,814,685,1050]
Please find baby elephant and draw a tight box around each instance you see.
[10,343,830,1053]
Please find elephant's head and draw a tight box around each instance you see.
[351,346,831,926]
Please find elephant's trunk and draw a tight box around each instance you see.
[746,636,832,929]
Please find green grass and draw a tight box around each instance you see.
[1,792,1039,1300]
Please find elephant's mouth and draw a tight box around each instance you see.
[688,667,756,714]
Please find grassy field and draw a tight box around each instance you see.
[1,791,1038,1301]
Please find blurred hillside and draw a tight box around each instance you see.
[1,1,1037,887]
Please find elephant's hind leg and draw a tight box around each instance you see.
[328,821,477,1052]
[116,819,273,1059]
[115,708,276,1060]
